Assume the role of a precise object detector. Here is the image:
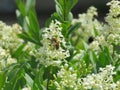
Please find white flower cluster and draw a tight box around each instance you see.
[33,20,70,67]
[78,65,120,90]
[0,21,23,51]
[107,34,120,45]
[89,40,100,51]
[105,0,120,44]
[106,0,120,33]
[89,35,106,51]
[89,0,120,60]
[71,0,120,56]
[53,63,77,90]
[72,6,103,41]
[0,21,23,70]
[53,64,120,90]
[0,21,36,70]
[0,47,16,70]
[107,0,120,17]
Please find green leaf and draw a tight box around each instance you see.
[55,0,63,20]
[103,46,114,64]
[28,11,41,43]
[0,72,5,89]
[24,73,33,88]
[4,63,25,90]
[32,67,45,90]
[45,13,60,27]
[82,41,89,51]
[94,28,99,36]
[89,51,97,73]
[25,0,36,13]
[16,10,24,26]
[83,52,90,67]
[12,43,26,58]
[16,0,36,16]
[67,22,81,37]
[99,53,108,67]
[98,46,113,67]
[55,0,78,21]
[114,71,120,82]
[61,21,71,36]
[16,0,26,17]
[18,34,35,44]
[16,0,41,46]
[68,12,73,21]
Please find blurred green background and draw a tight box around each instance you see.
[0,0,110,27]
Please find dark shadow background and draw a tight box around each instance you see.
[0,0,111,27]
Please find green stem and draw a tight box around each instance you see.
[47,69,50,90]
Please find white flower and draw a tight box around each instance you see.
[105,0,120,32]
[107,0,120,17]
[90,41,99,50]
[107,34,120,45]
[0,47,17,70]
[54,64,77,89]
[78,65,117,90]
[6,57,17,65]
[71,6,104,49]
[96,35,105,45]
[0,47,9,59]
[33,20,69,67]
[0,21,23,51]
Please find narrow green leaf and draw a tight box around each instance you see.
[4,63,25,90]
[24,73,33,88]
[94,28,99,36]
[16,10,24,26]
[55,0,63,20]
[0,72,5,89]
[61,21,71,36]
[55,0,78,21]
[45,13,60,27]
[83,52,90,67]
[68,12,73,21]
[89,51,97,73]
[41,85,46,90]
[18,34,41,46]
[33,67,45,90]
[114,71,120,82]
[28,11,41,42]
[98,48,110,67]
[82,41,89,51]
[98,46,113,67]
[26,0,36,13]
[67,22,81,36]
[12,43,26,58]
[104,46,114,64]
[16,0,26,17]
[16,0,42,46]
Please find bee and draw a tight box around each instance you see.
[51,37,59,50]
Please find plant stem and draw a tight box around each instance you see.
[47,69,50,90]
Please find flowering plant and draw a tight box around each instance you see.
[0,0,120,90]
